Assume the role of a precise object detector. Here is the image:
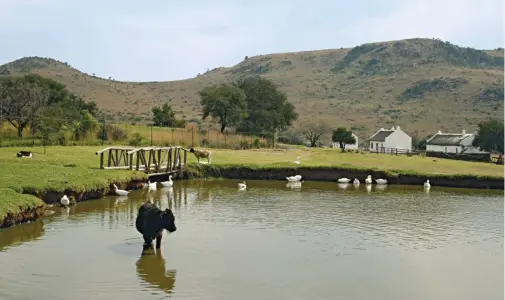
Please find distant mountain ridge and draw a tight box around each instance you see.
[1,38,503,139]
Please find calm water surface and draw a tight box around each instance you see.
[0,180,503,300]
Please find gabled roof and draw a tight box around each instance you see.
[369,129,394,142]
[426,133,473,146]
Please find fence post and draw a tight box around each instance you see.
[395,148,398,156]
[191,127,194,147]
[101,120,105,145]
[150,125,153,146]
[32,117,35,147]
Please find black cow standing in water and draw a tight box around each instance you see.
[135,201,177,251]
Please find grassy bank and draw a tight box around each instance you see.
[203,148,504,179]
[0,188,44,222]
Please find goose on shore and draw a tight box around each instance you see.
[365,175,372,184]
[60,195,70,207]
[293,156,301,164]
[238,181,247,190]
[112,184,129,196]
[160,175,174,187]
[375,178,388,185]
[337,177,351,183]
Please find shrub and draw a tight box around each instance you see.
[128,133,144,147]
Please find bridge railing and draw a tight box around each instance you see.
[96,146,188,174]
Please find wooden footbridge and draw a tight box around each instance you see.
[96,146,189,175]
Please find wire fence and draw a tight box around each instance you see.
[0,116,275,150]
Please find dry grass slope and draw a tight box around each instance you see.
[1,38,503,141]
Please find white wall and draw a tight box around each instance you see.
[426,144,462,153]
[384,128,412,150]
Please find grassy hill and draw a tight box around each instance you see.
[1,38,503,141]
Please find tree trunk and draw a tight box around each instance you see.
[17,125,24,138]
[220,123,226,133]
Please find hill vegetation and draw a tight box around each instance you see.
[1,38,503,141]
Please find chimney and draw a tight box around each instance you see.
[380,128,384,131]
[391,126,395,130]
[396,125,401,131]
[437,130,442,134]
[462,129,466,135]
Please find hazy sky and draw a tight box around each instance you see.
[0,0,503,81]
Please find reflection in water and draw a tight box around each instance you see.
[286,181,302,190]
[337,182,349,190]
[375,184,387,191]
[0,180,502,300]
[0,219,45,251]
[136,251,177,295]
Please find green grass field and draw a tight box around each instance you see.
[0,146,147,194]
[206,148,504,178]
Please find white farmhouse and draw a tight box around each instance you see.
[425,129,486,153]
[332,133,359,150]
[369,125,412,151]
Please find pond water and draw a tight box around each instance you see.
[0,180,503,300]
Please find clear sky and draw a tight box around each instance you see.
[0,0,503,82]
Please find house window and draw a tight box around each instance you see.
[371,143,373,149]
[456,148,458,153]
[445,147,447,152]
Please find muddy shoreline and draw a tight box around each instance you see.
[2,165,503,229]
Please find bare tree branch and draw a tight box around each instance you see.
[299,121,331,147]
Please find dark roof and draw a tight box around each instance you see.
[426,133,471,146]
[369,130,394,142]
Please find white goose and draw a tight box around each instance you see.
[293,156,301,164]
[337,177,351,183]
[147,180,157,189]
[112,184,129,196]
[375,178,388,185]
[160,175,174,187]
[60,195,70,207]
[286,175,302,182]
[365,175,373,184]
[424,179,431,188]
[238,181,247,190]
[353,178,360,185]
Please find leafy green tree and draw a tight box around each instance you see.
[233,77,297,137]
[64,108,99,140]
[331,127,356,151]
[198,83,246,132]
[416,135,432,150]
[36,105,66,152]
[152,103,183,127]
[472,119,504,153]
